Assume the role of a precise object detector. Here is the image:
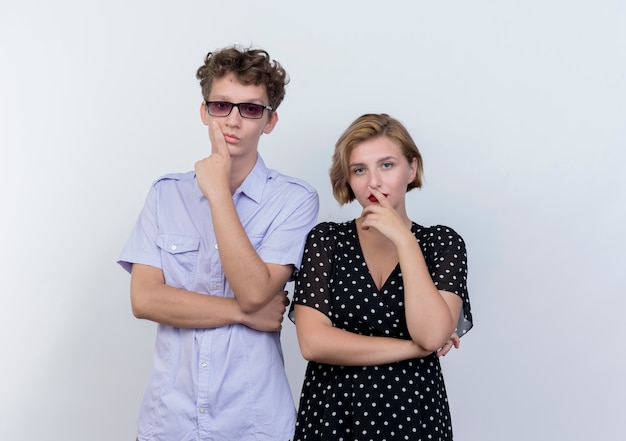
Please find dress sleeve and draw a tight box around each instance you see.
[427,225,473,336]
[289,222,335,322]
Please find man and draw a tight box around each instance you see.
[118,45,319,441]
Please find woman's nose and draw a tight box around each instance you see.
[368,170,381,187]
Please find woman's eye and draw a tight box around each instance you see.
[352,168,364,175]
[382,162,393,169]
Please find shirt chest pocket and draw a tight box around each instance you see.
[157,234,200,288]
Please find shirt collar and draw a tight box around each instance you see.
[235,154,268,204]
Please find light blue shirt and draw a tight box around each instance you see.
[118,155,319,441]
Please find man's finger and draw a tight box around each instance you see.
[208,121,228,155]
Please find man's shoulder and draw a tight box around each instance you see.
[151,170,195,187]
[266,168,317,195]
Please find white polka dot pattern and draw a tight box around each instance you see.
[290,220,473,440]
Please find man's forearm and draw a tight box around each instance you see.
[209,195,290,312]
[131,264,244,328]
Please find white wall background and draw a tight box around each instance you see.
[1,1,624,439]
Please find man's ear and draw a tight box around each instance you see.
[200,102,210,125]
[262,111,279,135]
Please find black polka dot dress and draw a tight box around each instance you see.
[290,220,473,441]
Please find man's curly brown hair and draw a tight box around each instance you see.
[196,45,289,111]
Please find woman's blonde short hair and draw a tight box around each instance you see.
[329,113,424,205]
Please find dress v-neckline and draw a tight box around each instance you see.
[351,219,401,292]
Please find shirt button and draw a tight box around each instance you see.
[201,362,207,367]
[214,244,218,249]
[199,408,205,414]
[170,245,177,251]
[212,285,218,290]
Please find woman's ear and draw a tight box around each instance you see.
[408,157,418,182]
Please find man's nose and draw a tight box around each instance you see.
[224,106,243,126]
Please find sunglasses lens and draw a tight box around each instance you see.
[239,104,264,119]
[207,102,233,116]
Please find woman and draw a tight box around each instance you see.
[290,113,473,440]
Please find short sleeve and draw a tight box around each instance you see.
[117,184,163,273]
[255,189,320,277]
[425,225,473,336]
[289,222,335,322]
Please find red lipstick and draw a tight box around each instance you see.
[368,194,388,203]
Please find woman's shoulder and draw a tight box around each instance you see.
[311,220,354,232]
[307,220,356,240]
[413,223,466,247]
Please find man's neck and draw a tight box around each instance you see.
[228,152,258,194]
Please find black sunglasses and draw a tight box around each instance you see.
[205,101,273,119]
